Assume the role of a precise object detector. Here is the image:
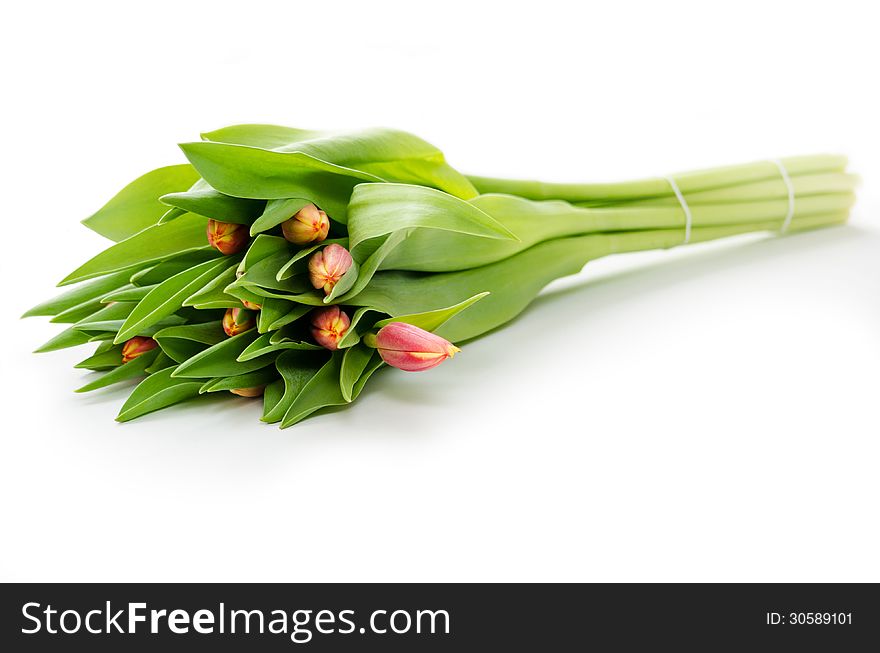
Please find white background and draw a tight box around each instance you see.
[1,0,878,582]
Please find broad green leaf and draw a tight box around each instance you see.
[74,342,123,370]
[261,350,326,424]
[82,164,200,241]
[373,292,489,331]
[335,307,383,349]
[50,299,106,324]
[262,379,285,420]
[114,257,234,343]
[250,198,311,235]
[331,229,409,303]
[172,330,275,378]
[351,354,385,401]
[34,326,93,353]
[76,348,158,393]
[153,321,225,363]
[199,367,278,394]
[179,141,381,221]
[159,207,187,224]
[100,284,155,303]
[267,303,311,330]
[257,298,293,333]
[129,250,219,286]
[280,353,347,428]
[237,332,321,362]
[340,344,373,402]
[276,238,348,280]
[73,301,136,327]
[183,263,241,309]
[346,184,516,259]
[60,213,212,285]
[160,178,265,224]
[201,124,477,199]
[146,351,176,373]
[23,269,139,318]
[116,367,207,422]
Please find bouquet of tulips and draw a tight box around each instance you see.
[25,126,857,426]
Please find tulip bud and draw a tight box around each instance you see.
[372,322,460,372]
[281,203,330,245]
[241,299,262,310]
[308,244,353,295]
[206,219,249,255]
[309,306,351,351]
[121,336,158,363]
[230,386,265,397]
[222,307,257,336]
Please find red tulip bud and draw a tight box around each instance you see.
[241,299,262,310]
[230,386,265,397]
[121,336,158,364]
[222,307,257,336]
[206,219,249,255]
[373,322,459,372]
[308,244,353,295]
[309,306,350,351]
[281,203,330,245]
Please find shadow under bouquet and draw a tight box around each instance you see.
[25,125,857,426]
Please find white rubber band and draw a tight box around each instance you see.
[770,158,795,233]
[665,176,692,244]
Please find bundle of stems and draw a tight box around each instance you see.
[25,126,856,427]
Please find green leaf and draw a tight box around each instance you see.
[201,124,477,199]
[280,352,347,428]
[373,292,489,331]
[114,257,234,343]
[172,330,275,378]
[340,344,374,402]
[146,351,177,373]
[74,342,123,370]
[199,367,278,394]
[335,307,383,349]
[351,354,385,401]
[23,269,140,318]
[250,198,311,235]
[76,349,158,393]
[34,326,93,353]
[82,164,200,241]
[60,213,212,286]
[153,321,226,363]
[267,303,311,331]
[256,298,293,333]
[261,350,326,424]
[237,332,321,362]
[160,178,265,224]
[49,299,106,324]
[116,367,207,422]
[129,250,219,286]
[262,379,285,420]
[179,141,381,221]
[100,284,155,303]
[346,183,516,258]
[275,238,348,280]
[183,262,241,309]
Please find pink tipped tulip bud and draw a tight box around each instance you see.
[308,244,353,295]
[222,307,257,336]
[374,322,460,372]
[230,386,266,398]
[121,336,158,364]
[206,219,249,255]
[241,299,262,310]
[309,306,351,351]
[281,203,330,245]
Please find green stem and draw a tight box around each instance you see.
[467,154,848,203]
